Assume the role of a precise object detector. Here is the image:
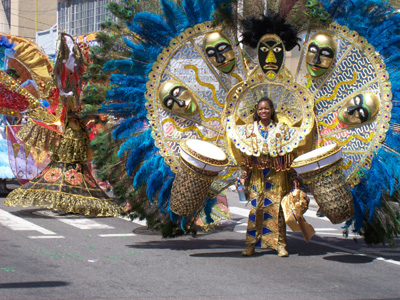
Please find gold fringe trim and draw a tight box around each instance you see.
[5,188,123,217]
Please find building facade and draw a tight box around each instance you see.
[1,0,57,41]
[57,0,113,37]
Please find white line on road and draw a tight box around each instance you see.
[230,205,332,223]
[33,210,114,230]
[28,236,65,239]
[0,209,56,235]
[98,233,136,237]
[303,209,330,221]
[56,218,114,230]
[229,206,250,217]
[313,232,346,237]
[118,216,147,226]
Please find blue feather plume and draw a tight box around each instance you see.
[158,176,175,213]
[133,155,164,188]
[118,130,152,156]
[146,170,164,202]
[109,74,147,87]
[112,118,147,140]
[103,59,152,77]
[182,0,202,26]
[161,0,189,34]
[128,12,174,47]
[123,37,161,62]
[125,140,156,177]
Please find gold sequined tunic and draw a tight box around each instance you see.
[245,167,290,250]
[228,121,296,251]
[5,117,123,217]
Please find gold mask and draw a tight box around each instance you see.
[306,32,336,77]
[203,32,236,74]
[338,92,379,125]
[158,80,199,116]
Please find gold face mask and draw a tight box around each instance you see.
[158,81,199,116]
[338,92,379,125]
[306,32,336,77]
[203,32,236,74]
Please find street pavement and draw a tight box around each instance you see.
[0,183,399,300]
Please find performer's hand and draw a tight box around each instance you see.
[75,163,81,172]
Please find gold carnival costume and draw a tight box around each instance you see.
[51,0,399,244]
[227,110,308,256]
[242,121,294,254]
[5,116,122,216]
[1,33,122,217]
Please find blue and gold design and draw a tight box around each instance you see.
[295,23,392,185]
[146,21,247,194]
[245,167,289,250]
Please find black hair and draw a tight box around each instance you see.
[240,10,300,51]
[253,97,276,123]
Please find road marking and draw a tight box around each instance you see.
[314,232,346,237]
[303,209,330,221]
[33,210,114,230]
[0,209,56,235]
[229,206,250,217]
[57,218,114,230]
[98,233,136,237]
[290,235,400,266]
[314,228,338,231]
[235,222,247,226]
[119,216,147,226]
[28,236,65,239]
[230,206,332,223]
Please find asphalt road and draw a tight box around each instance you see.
[1,186,399,300]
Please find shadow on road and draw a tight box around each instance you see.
[127,234,400,263]
[322,254,374,264]
[0,281,69,289]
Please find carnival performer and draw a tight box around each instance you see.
[3,32,122,217]
[239,97,299,257]
[4,112,122,216]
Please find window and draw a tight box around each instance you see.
[57,0,120,36]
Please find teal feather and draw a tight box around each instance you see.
[161,0,189,34]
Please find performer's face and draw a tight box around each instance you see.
[159,81,199,116]
[204,32,236,73]
[257,100,274,124]
[257,35,284,80]
[306,33,336,77]
[338,92,379,125]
